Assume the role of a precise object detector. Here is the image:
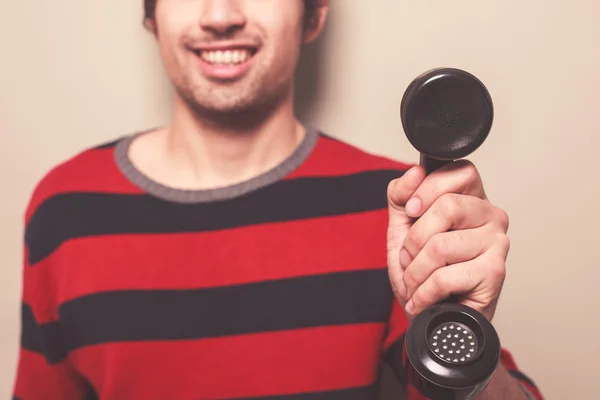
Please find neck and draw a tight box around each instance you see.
[133,88,305,191]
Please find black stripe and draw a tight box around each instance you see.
[20,303,68,364]
[318,132,344,142]
[237,385,376,399]
[82,379,99,400]
[91,137,121,149]
[58,269,393,353]
[15,388,97,400]
[508,369,537,390]
[382,333,408,389]
[26,170,403,264]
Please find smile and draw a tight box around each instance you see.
[197,49,254,66]
[190,43,258,81]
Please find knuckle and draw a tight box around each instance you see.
[496,208,510,231]
[497,233,511,253]
[413,296,426,311]
[435,193,461,220]
[427,233,453,261]
[423,271,451,305]
[431,270,448,292]
[412,288,428,310]
[386,179,398,202]
[406,227,425,251]
[461,160,479,183]
[403,270,417,290]
[386,179,397,196]
[487,254,507,281]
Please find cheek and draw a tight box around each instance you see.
[157,40,194,89]
[158,36,183,71]
[154,6,196,68]
[267,21,303,73]
[155,28,190,73]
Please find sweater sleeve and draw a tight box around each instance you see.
[498,348,544,400]
[382,300,544,399]
[12,175,94,400]
[12,305,92,399]
[12,247,95,400]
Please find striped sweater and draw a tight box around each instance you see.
[13,128,542,399]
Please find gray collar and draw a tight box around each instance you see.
[114,127,319,204]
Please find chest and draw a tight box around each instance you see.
[55,212,393,398]
[53,211,393,398]
[55,206,388,292]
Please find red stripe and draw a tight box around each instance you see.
[286,136,412,179]
[13,349,87,399]
[25,138,410,225]
[383,301,409,351]
[72,323,385,399]
[22,245,62,322]
[28,209,390,311]
[25,148,142,223]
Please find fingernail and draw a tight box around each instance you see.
[405,299,414,314]
[400,248,413,269]
[406,197,421,217]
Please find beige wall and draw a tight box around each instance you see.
[1,1,598,398]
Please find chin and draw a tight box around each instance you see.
[194,93,260,114]
[176,75,290,122]
[182,96,264,124]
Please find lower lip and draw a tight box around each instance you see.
[193,51,256,81]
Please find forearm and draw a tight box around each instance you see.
[476,364,532,400]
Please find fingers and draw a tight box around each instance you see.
[386,165,425,302]
[387,159,510,322]
[405,248,507,320]
[405,260,478,317]
[387,165,426,211]
[403,160,487,219]
[401,193,502,268]
[402,227,497,299]
[386,159,510,322]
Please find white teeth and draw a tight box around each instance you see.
[200,50,251,65]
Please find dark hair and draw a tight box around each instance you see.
[144,0,320,29]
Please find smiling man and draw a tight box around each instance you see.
[12,1,542,399]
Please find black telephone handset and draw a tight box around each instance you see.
[399,68,501,400]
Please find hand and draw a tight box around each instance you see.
[386,160,510,321]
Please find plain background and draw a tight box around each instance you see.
[1,1,599,398]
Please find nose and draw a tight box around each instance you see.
[199,0,246,36]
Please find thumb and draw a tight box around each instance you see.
[387,165,426,212]
[387,165,426,302]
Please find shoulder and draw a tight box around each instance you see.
[315,131,414,173]
[23,134,140,264]
[284,131,415,217]
[25,136,127,221]
[292,130,414,183]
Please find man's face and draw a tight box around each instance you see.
[150,0,325,117]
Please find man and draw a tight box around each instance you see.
[12,1,542,399]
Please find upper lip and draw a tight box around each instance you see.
[190,41,259,52]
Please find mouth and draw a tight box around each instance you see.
[190,45,259,81]
[194,48,257,66]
